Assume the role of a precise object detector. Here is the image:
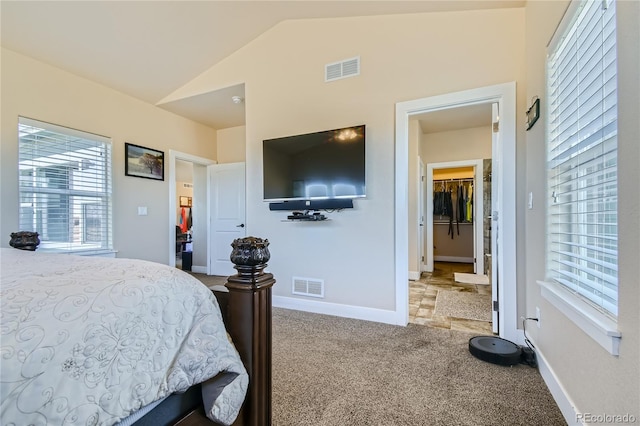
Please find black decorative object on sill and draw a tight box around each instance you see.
[9,231,40,251]
[229,236,271,269]
[526,96,540,131]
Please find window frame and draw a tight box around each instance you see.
[541,0,621,355]
[18,117,114,255]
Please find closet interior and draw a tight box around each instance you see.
[432,169,475,264]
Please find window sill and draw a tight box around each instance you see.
[39,249,118,258]
[537,280,621,356]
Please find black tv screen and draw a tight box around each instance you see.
[263,125,365,201]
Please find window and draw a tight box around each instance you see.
[18,117,113,253]
[546,0,618,318]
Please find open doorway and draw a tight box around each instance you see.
[409,107,492,333]
[414,160,493,333]
[174,159,194,270]
[168,150,215,272]
[425,159,486,275]
[395,82,519,342]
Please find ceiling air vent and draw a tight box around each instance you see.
[292,276,324,298]
[325,56,360,82]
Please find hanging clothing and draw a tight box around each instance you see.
[433,186,451,217]
[444,188,454,239]
[433,191,443,215]
[180,207,188,233]
[458,184,465,223]
[466,184,473,222]
[187,207,193,230]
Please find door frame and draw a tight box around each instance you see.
[418,157,425,275]
[168,150,216,269]
[425,159,484,275]
[395,82,518,342]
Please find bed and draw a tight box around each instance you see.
[0,243,274,426]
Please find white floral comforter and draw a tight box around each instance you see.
[0,248,247,426]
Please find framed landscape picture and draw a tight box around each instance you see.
[125,143,164,181]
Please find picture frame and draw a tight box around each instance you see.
[526,97,540,131]
[179,196,192,207]
[125,142,164,181]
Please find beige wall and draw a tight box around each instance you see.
[164,8,526,311]
[420,125,492,163]
[217,125,246,163]
[524,0,640,420]
[0,48,217,264]
[433,223,474,259]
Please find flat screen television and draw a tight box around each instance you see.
[263,125,365,202]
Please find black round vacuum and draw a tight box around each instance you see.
[469,336,522,366]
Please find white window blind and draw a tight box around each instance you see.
[546,0,618,317]
[18,117,113,253]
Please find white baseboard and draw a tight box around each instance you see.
[434,256,474,263]
[534,341,580,425]
[409,270,421,280]
[272,296,399,325]
[191,265,207,274]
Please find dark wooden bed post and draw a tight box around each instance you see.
[225,237,275,426]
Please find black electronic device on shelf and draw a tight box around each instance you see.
[286,210,327,221]
[269,198,353,211]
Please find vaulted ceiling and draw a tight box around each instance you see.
[1,1,524,129]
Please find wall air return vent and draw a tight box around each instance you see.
[325,56,360,82]
[292,276,324,298]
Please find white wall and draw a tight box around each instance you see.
[524,0,639,421]
[0,48,217,264]
[163,9,526,312]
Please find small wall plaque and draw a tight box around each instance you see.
[526,97,540,131]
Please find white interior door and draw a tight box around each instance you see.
[209,162,246,276]
[491,103,500,334]
[472,168,478,274]
[419,158,425,273]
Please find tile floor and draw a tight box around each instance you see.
[409,262,494,334]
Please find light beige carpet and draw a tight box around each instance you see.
[454,272,490,285]
[434,290,492,322]
[272,308,566,426]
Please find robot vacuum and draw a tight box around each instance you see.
[468,336,523,366]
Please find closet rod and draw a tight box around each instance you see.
[432,178,474,183]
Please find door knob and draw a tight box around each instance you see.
[236,224,245,228]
